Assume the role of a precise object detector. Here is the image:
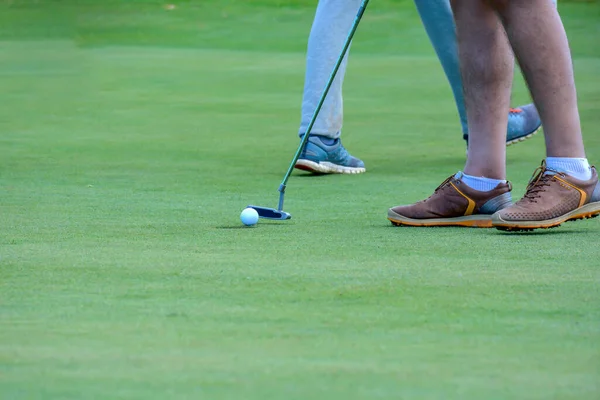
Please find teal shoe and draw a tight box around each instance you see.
[464,104,542,146]
[295,135,366,174]
[506,104,542,145]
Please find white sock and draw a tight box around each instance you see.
[457,172,506,192]
[545,157,592,180]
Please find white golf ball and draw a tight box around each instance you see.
[240,207,259,226]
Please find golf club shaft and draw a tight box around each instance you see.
[278,0,370,196]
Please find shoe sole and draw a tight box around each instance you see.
[387,209,493,228]
[295,159,366,175]
[493,201,600,231]
[506,126,541,146]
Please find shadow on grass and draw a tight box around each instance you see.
[260,171,328,178]
[215,223,290,229]
[381,224,591,235]
[382,224,465,231]
[489,229,590,236]
[295,172,328,177]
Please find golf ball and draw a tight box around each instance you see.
[240,207,259,226]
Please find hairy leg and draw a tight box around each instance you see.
[451,0,513,179]
[494,0,584,158]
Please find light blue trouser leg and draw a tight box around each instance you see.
[414,0,469,135]
[298,0,362,140]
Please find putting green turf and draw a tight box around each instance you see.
[1,1,599,398]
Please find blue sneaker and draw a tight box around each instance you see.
[506,104,542,145]
[464,103,542,146]
[295,135,366,174]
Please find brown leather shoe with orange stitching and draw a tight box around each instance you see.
[493,163,600,231]
[388,173,513,228]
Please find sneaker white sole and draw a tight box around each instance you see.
[506,126,541,146]
[295,159,366,175]
[466,127,542,155]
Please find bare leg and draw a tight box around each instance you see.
[451,0,512,179]
[388,0,597,230]
[494,0,585,158]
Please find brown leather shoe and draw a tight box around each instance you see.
[493,162,600,231]
[388,173,513,228]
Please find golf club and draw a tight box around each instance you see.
[248,0,370,220]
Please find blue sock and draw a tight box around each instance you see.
[414,0,468,135]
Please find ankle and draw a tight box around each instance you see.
[458,172,507,192]
[309,135,338,146]
[545,157,592,180]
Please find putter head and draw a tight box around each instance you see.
[247,205,291,220]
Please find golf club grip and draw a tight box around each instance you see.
[279,0,371,191]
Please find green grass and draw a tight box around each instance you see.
[1,1,600,399]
